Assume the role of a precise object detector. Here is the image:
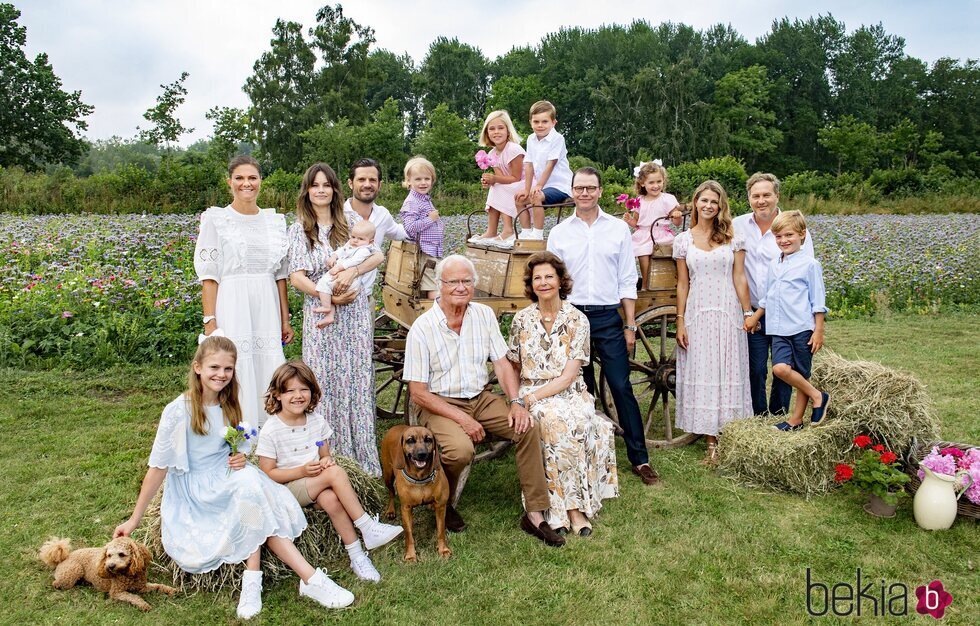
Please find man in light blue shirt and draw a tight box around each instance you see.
[744,211,829,432]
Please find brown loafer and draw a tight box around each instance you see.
[519,514,565,547]
[631,463,662,486]
[445,505,466,533]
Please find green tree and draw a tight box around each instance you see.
[410,103,474,183]
[713,65,782,165]
[244,18,318,171]
[205,106,252,161]
[818,115,880,174]
[922,58,979,170]
[417,37,489,122]
[365,49,416,114]
[245,5,374,172]
[0,3,93,169]
[485,75,543,136]
[301,98,406,182]
[137,72,194,149]
[73,136,163,176]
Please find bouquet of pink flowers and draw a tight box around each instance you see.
[474,149,499,170]
[919,445,980,504]
[615,193,641,212]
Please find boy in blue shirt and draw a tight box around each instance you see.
[744,210,829,431]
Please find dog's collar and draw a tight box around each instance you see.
[400,467,437,485]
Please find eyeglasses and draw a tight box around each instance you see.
[572,185,599,194]
[440,278,475,288]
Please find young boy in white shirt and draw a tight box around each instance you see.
[743,211,829,432]
[514,100,573,240]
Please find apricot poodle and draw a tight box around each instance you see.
[39,536,177,611]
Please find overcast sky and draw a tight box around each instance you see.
[14,0,980,146]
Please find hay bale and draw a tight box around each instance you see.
[135,456,387,592]
[717,350,939,497]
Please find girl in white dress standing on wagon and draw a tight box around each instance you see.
[195,155,292,428]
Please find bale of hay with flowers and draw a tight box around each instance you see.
[716,350,940,497]
[135,455,387,592]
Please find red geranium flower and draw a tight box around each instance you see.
[880,451,898,465]
[853,435,872,449]
[872,444,885,452]
[940,447,965,458]
[834,464,854,482]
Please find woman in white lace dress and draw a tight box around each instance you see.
[194,156,292,427]
[673,180,753,465]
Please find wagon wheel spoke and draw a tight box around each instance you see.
[602,306,697,449]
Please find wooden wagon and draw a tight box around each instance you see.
[373,205,697,451]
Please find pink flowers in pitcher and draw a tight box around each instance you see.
[474,149,499,170]
[919,445,980,504]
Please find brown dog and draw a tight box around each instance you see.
[39,536,177,611]
[381,425,451,562]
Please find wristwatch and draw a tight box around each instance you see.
[203,315,216,324]
[509,398,526,408]
[623,324,638,332]
[742,310,754,318]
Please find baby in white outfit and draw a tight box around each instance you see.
[315,220,378,328]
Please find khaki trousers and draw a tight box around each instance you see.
[419,390,550,512]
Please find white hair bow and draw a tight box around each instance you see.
[198,327,226,345]
[633,159,663,177]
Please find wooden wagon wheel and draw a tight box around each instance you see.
[373,312,409,420]
[598,305,699,449]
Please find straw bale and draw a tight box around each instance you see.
[717,350,939,497]
[135,456,387,592]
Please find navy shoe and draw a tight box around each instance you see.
[774,421,803,432]
[811,392,831,424]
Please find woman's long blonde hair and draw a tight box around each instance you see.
[690,180,734,245]
[297,163,348,251]
[187,336,242,435]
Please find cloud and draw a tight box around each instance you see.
[14,0,980,146]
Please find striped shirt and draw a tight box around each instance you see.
[399,190,444,257]
[255,412,333,470]
[403,301,508,398]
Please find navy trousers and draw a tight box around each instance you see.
[746,314,793,415]
[577,307,649,466]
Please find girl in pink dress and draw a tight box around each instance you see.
[673,180,753,466]
[624,161,682,289]
[470,110,526,249]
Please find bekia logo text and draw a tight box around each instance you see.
[806,569,953,618]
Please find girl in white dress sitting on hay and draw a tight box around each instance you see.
[114,336,354,619]
[257,361,403,583]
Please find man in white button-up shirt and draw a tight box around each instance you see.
[733,173,815,416]
[547,167,660,486]
[343,158,408,286]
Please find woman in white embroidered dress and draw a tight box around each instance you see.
[194,155,292,427]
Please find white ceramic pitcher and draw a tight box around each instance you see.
[913,465,974,530]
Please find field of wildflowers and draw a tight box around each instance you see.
[1,213,977,368]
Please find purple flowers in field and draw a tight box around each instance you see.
[0,212,977,366]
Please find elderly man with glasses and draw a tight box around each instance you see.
[403,254,564,547]
[547,167,661,486]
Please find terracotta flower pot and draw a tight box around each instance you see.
[863,494,897,518]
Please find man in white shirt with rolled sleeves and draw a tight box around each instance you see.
[733,172,816,417]
[343,158,408,287]
[546,167,660,486]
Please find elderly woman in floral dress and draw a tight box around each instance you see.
[507,251,619,536]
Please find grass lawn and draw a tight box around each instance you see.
[1,313,977,625]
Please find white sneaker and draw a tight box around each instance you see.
[299,568,354,609]
[517,230,533,240]
[488,235,516,249]
[467,235,489,243]
[525,230,544,240]
[350,551,381,582]
[236,571,263,619]
[360,518,404,550]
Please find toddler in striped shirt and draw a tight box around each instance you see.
[399,156,444,299]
